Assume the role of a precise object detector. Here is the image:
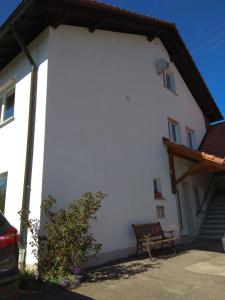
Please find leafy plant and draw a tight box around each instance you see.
[19,191,106,289]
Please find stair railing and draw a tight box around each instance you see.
[196,178,215,217]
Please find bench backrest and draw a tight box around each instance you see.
[132,222,164,240]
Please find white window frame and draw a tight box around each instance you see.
[186,127,195,149]
[168,118,181,143]
[0,85,15,125]
[156,205,165,219]
[163,70,176,93]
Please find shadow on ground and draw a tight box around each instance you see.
[19,290,93,300]
[86,240,224,283]
[87,261,160,283]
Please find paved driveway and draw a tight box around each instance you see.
[20,241,225,300]
[76,241,225,300]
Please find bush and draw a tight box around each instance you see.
[19,191,106,289]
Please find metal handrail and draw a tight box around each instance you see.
[196,178,215,217]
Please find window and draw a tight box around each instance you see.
[0,172,8,213]
[163,70,176,93]
[0,87,15,124]
[156,206,165,219]
[168,119,181,143]
[153,178,163,199]
[186,128,195,149]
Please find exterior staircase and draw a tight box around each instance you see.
[199,194,225,240]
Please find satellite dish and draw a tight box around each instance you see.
[155,58,170,74]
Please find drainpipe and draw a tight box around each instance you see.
[8,26,37,270]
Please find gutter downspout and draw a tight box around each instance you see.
[8,26,37,270]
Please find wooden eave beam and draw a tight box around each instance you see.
[89,18,105,33]
[147,29,164,42]
[170,51,184,63]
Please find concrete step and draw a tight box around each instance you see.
[202,225,225,230]
[200,230,225,236]
[209,207,225,211]
[210,203,225,207]
[198,235,222,240]
[204,220,225,224]
[206,213,225,217]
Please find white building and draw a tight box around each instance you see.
[0,0,224,267]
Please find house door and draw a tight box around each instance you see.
[177,183,194,236]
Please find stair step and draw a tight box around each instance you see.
[203,219,225,226]
[198,235,222,240]
[208,206,225,212]
[202,225,225,230]
[207,213,225,217]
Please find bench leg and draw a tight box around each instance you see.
[147,245,152,261]
[160,242,164,252]
[136,242,139,257]
[171,240,176,254]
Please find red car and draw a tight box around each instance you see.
[0,212,19,300]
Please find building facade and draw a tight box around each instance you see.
[0,0,223,266]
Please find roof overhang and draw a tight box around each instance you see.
[0,0,223,123]
[163,137,225,193]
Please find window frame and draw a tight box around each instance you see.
[186,127,195,149]
[0,85,15,126]
[163,70,176,94]
[153,178,164,200]
[156,205,165,219]
[168,118,181,144]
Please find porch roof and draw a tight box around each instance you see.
[162,137,225,193]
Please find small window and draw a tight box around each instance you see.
[153,178,163,199]
[168,119,181,143]
[163,71,176,93]
[0,172,8,214]
[0,87,15,124]
[186,128,195,149]
[156,206,165,219]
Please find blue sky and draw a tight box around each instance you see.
[1,0,225,118]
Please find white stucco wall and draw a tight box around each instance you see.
[41,25,210,263]
[0,30,49,265]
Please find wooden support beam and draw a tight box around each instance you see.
[168,151,176,194]
[89,18,105,33]
[175,163,203,186]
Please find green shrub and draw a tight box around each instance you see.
[19,191,106,289]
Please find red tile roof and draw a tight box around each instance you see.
[200,122,225,158]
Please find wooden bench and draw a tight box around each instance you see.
[132,222,177,260]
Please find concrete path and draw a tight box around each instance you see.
[20,241,225,300]
[76,241,225,300]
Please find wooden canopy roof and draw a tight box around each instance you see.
[0,0,223,123]
[163,137,225,193]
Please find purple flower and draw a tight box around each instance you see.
[72,267,84,276]
[60,279,68,288]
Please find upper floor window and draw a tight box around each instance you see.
[168,119,181,143]
[186,128,195,149]
[163,70,176,93]
[0,87,15,124]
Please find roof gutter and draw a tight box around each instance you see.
[8,25,37,270]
